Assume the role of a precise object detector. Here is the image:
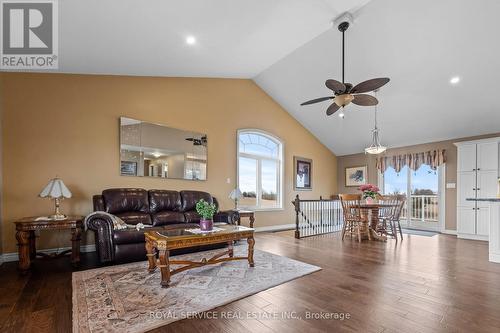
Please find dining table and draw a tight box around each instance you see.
[357,202,399,242]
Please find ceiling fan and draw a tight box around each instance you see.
[185,135,207,147]
[301,20,390,117]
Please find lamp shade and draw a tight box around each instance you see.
[228,188,243,200]
[39,178,72,199]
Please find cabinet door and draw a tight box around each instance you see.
[477,141,499,171]
[476,206,490,236]
[457,207,476,235]
[477,170,498,199]
[458,144,477,172]
[458,172,476,206]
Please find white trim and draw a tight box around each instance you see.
[254,224,295,233]
[441,229,458,235]
[454,137,500,147]
[1,244,96,263]
[438,164,446,232]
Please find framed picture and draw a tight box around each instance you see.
[121,161,137,176]
[294,156,312,190]
[345,165,367,187]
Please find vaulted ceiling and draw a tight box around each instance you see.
[47,0,500,155]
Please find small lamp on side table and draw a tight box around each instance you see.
[228,188,243,209]
[39,177,72,220]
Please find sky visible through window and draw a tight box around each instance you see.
[384,164,438,195]
[239,133,280,196]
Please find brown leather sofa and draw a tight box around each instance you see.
[86,188,239,264]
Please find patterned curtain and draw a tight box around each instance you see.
[376,150,446,173]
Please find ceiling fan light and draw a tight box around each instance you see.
[334,94,354,107]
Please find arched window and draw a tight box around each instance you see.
[237,129,284,210]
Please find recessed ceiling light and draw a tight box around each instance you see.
[450,76,460,85]
[186,36,196,45]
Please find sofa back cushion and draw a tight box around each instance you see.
[102,188,150,215]
[149,190,181,213]
[180,190,213,212]
[151,211,186,226]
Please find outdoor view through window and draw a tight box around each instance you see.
[383,164,439,229]
[237,130,283,209]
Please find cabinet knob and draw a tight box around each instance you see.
[477,168,481,171]
[477,188,481,191]
[472,168,476,171]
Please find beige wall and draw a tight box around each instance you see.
[337,133,500,231]
[1,73,338,253]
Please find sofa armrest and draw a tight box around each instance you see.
[213,210,240,225]
[86,214,116,263]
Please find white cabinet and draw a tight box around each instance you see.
[455,138,499,241]
[476,206,490,237]
[458,144,476,172]
[457,207,476,235]
[477,170,498,199]
[458,172,476,206]
[477,142,499,171]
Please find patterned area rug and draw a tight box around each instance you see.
[73,246,321,333]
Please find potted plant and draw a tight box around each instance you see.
[196,199,217,231]
[359,184,380,204]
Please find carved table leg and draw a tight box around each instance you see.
[29,231,36,260]
[146,238,157,273]
[369,208,387,242]
[16,231,31,273]
[247,236,255,267]
[70,227,82,266]
[249,214,255,229]
[228,241,234,258]
[158,249,171,287]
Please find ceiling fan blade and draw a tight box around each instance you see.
[325,79,346,94]
[344,83,353,93]
[301,96,333,106]
[326,103,340,116]
[351,78,390,94]
[352,94,379,106]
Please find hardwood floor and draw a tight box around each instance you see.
[1,231,500,332]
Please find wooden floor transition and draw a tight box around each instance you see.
[1,231,500,333]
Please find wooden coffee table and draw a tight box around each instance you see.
[144,225,255,287]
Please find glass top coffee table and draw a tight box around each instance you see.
[144,225,255,287]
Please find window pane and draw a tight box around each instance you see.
[238,157,257,207]
[239,133,278,158]
[383,166,408,195]
[261,159,278,208]
[411,164,438,195]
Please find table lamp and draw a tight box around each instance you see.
[228,188,243,209]
[39,177,72,220]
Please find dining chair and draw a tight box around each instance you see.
[339,194,368,242]
[379,195,406,240]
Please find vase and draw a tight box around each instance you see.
[200,219,213,231]
[365,197,375,204]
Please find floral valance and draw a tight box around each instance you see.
[376,149,446,173]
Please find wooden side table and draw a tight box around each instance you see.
[237,210,255,228]
[14,215,84,273]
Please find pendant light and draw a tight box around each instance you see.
[364,91,387,154]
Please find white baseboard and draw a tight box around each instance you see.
[441,229,458,235]
[1,244,96,263]
[254,224,295,233]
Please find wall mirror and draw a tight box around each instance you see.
[120,117,207,180]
